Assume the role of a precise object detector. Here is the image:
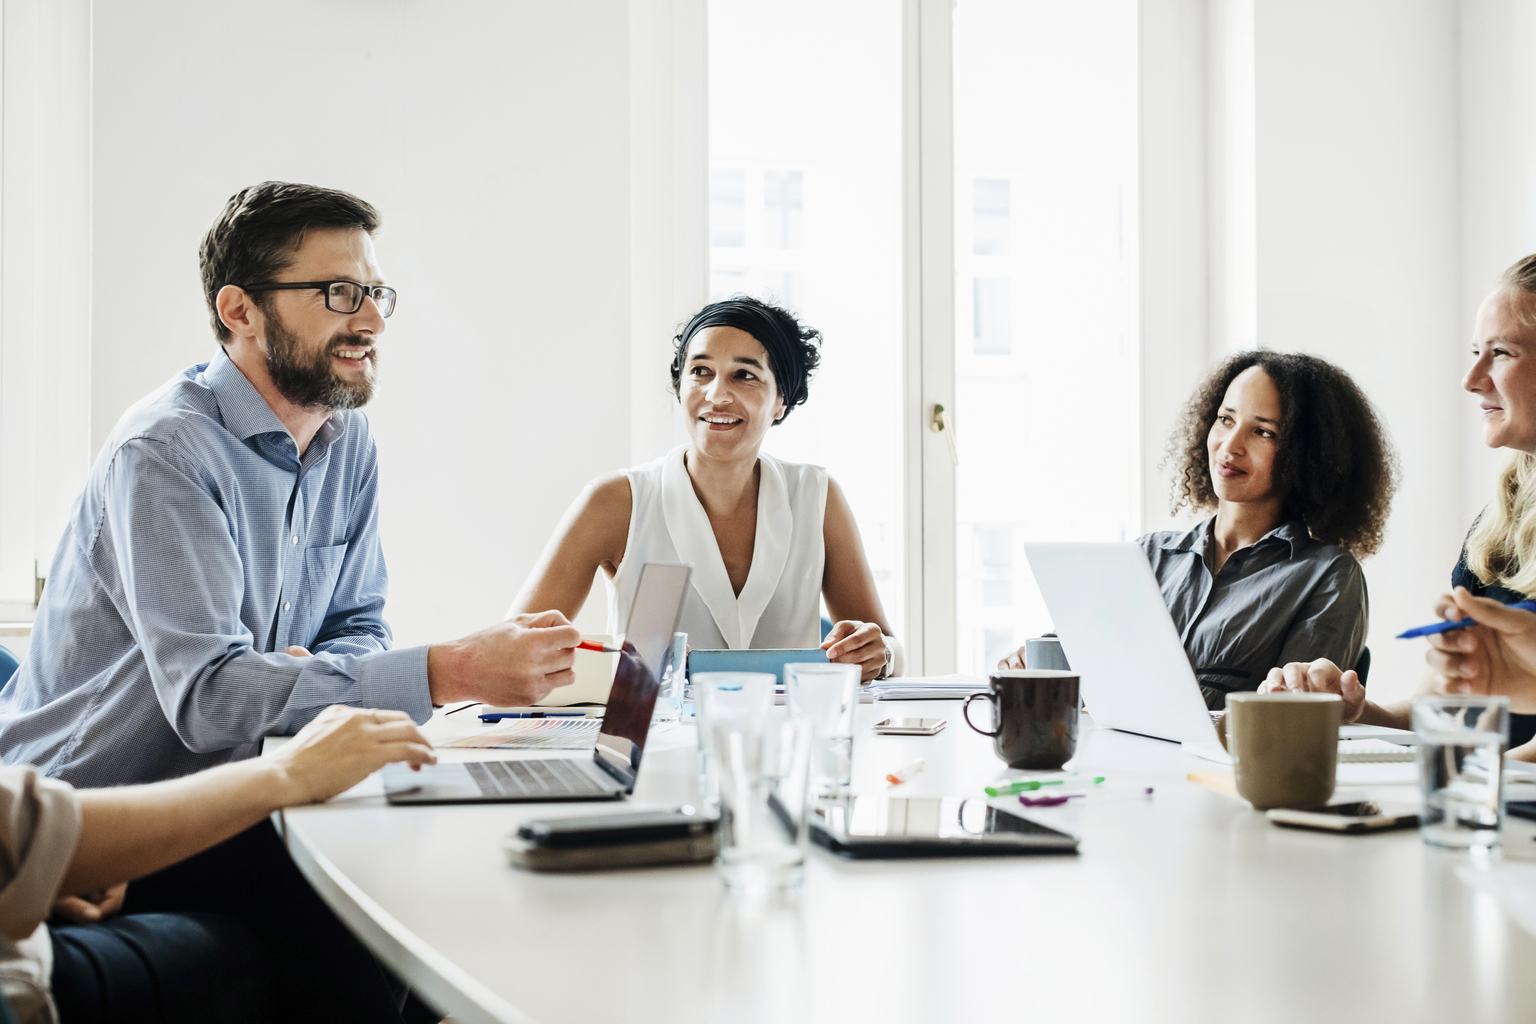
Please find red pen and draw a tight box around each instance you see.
[577,640,622,654]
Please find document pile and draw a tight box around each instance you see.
[864,674,990,701]
[437,718,601,750]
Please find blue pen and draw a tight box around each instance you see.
[478,711,590,722]
[1396,601,1536,639]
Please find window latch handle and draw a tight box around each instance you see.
[931,403,959,466]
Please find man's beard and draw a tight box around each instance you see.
[263,308,378,411]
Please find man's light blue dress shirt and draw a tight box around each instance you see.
[0,351,432,787]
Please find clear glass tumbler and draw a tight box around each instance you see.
[652,632,688,723]
[693,672,775,817]
[785,662,860,799]
[713,712,813,892]
[1413,695,1510,850]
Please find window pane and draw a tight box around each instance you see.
[711,168,746,247]
[973,178,1009,256]
[709,0,905,635]
[953,0,1139,675]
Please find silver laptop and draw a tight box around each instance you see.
[1023,542,1229,761]
[383,562,692,804]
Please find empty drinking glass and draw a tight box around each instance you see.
[785,662,860,799]
[693,672,775,816]
[653,632,688,723]
[1413,695,1510,850]
[713,712,813,892]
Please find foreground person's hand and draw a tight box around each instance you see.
[1425,588,1536,712]
[268,705,437,806]
[822,620,888,681]
[427,610,581,706]
[53,882,128,924]
[1260,659,1366,724]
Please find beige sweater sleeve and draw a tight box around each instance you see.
[0,765,81,940]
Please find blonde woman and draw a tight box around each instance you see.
[1264,254,1536,755]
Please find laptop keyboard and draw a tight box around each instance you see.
[465,758,611,798]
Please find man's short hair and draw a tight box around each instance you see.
[199,181,382,342]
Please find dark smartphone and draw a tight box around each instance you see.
[1266,800,1418,834]
[516,809,716,848]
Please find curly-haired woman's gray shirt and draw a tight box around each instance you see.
[1139,517,1368,710]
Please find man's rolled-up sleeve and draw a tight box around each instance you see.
[94,440,432,755]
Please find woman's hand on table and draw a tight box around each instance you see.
[822,620,888,681]
[1425,588,1536,712]
[997,645,1027,671]
[1260,658,1367,724]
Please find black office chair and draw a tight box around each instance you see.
[1354,646,1371,687]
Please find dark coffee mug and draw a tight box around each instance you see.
[963,670,1080,770]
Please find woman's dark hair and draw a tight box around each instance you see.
[668,296,822,424]
[1167,351,1398,559]
[200,181,381,342]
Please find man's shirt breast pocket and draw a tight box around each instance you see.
[298,542,349,638]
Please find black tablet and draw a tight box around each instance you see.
[810,795,1079,858]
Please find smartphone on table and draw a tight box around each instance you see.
[1266,801,1418,834]
[873,718,946,736]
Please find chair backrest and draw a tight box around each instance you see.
[0,644,17,688]
[1354,646,1371,687]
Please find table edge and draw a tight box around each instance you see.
[277,809,540,1024]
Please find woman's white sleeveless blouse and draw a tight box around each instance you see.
[607,446,828,649]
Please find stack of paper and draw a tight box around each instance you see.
[437,718,601,750]
[1337,739,1416,763]
[864,674,989,701]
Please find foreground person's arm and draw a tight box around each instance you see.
[58,705,434,898]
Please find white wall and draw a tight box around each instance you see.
[0,0,91,611]
[1143,0,1466,702]
[1459,0,1536,525]
[1252,0,1463,701]
[89,1,677,646]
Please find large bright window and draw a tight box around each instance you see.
[708,0,907,634]
[951,0,1141,673]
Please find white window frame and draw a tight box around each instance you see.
[901,0,957,675]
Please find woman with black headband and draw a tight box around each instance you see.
[511,296,900,680]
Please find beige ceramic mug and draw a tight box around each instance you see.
[1221,692,1341,810]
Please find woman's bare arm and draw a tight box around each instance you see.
[60,706,434,897]
[508,474,633,622]
[821,477,902,680]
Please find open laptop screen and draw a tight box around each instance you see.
[592,562,691,789]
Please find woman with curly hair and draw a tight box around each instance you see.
[511,296,901,681]
[1004,351,1397,709]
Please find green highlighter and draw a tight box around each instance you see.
[984,776,1105,797]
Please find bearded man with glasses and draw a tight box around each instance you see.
[0,181,581,1023]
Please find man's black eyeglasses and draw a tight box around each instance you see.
[241,280,397,318]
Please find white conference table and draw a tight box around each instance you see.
[275,701,1536,1024]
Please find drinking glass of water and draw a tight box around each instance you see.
[1412,695,1510,850]
[785,662,860,800]
[693,672,775,817]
